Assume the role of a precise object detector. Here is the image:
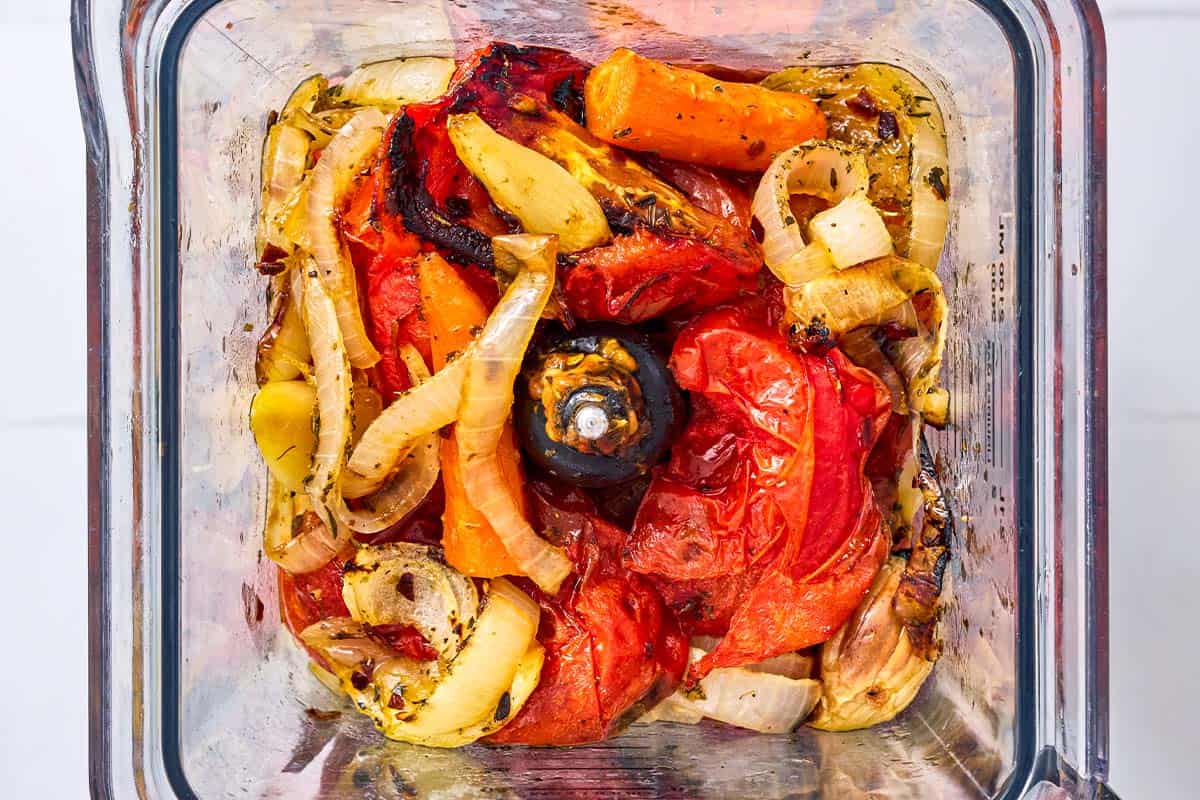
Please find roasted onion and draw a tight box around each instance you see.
[295,108,386,368]
[334,57,455,110]
[348,356,468,482]
[643,647,821,734]
[786,255,948,425]
[457,235,573,594]
[751,140,872,285]
[263,478,349,574]
[342,543,480,661]
[303,578,543,746]
[447,112,611,252]
[300,262,354,535]
[809,558,935,731]
[334,347,441,531]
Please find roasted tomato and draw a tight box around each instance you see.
[486,481,687,745]
[624,305,892,681]
[379,43,760,324]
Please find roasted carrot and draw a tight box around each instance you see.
[418,252,524,578]
[584,48,827,171]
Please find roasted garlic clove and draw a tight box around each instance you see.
[808,557,934,731]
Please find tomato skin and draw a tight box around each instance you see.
[485,481,686,745]
[625,305,892,680]
[278,559,351,669]
[564,228,760,323]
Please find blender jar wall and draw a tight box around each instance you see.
[76,1,1108,797]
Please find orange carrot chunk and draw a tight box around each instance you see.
[584,48,827,172]
[418,252,525,578]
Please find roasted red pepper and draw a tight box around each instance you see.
[486,481,687,745]
[379,43,761,324]
[624,305,892,681]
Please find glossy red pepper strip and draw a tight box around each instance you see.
[486,481,687,745]
[625,306,892,681]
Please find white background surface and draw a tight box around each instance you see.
[0,0,1194,797]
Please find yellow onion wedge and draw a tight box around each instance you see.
[257,123,310,258]
[300,263,354,536]
[303,578,542,745]
[643,647,821,734]
[347,356,469,482]
[391,578,541,742]
[809,558,935,731]
[416,643,544,747]
[333,346,441,531]
[332,433,440,534]
[342,543,480,661]
[906,104,950,269]
[295,107,386,368]
[785,255,947,425]
[807,194,894,270]
[335,57,455,111]
[751,140,870,284]
[457,235,573,594]
[255,268,311,384]
[447,113,611,253]
[263,478,350,574]
[300,618,441,719]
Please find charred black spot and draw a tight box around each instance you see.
[396,572,416,601]
[551,75,585,124]
[494,691,512,721]
[350,671,370,691]
[444,196,472,219]
[384,113,494,268]
[878,111,899,141]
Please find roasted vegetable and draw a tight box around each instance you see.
[332,57,455,111]
[808,558,934,731]
[585,49,828,171]
[642,646,821,733]
[785,255,948,426]
[342,543,480,662]
[446,112,611,252]
[301,577,543,746]
[762,64,949,267]
[487,481,687,745]
[418,252,525,579]
[625,304,893,681]
[255,271,311,384]
[250,380,317,491]
[380,43,761,323]
[456,235,572,594]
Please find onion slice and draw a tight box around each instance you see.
[296,108,386,368]
[347,356,469,481]
[643,647,822,733]
[332,433,440,534]
[334,57,455,110]
[258,124,310,257]
[907,102,951,269]
[807,194,894,270]
[785,255,948,425]
[263,477,350,574]
[300,262,355,536]
[333,346,441,530]
[303,578,542,745]
[457,235,573,594]
[750,140,869,284]
[342,543,480,661]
